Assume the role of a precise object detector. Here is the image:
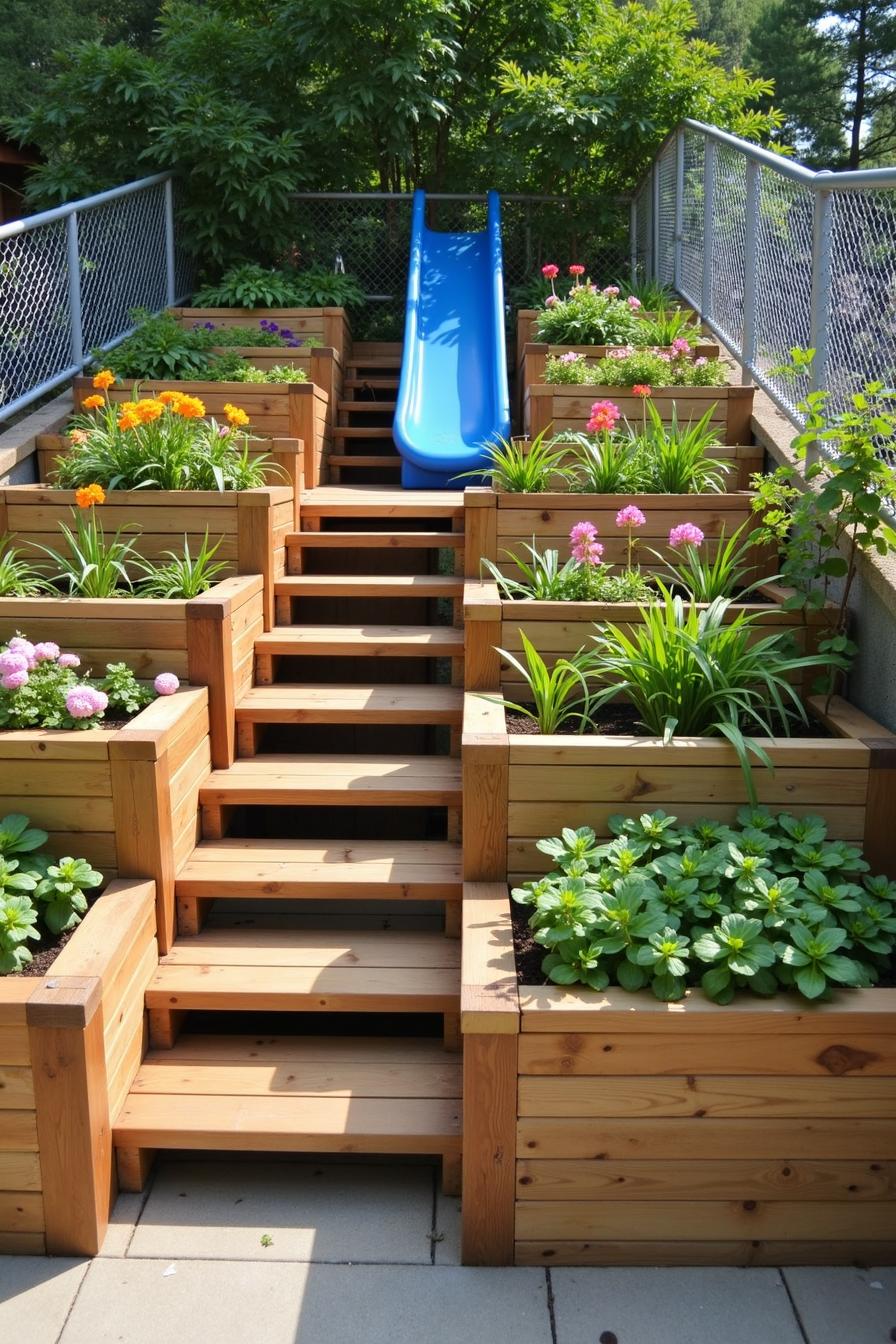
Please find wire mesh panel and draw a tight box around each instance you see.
[0,219,72,413]
[750,170,815,416]
[633,178,652,278]
[656,143,678,286]
[680,131,705,305]
[828,189,896,416]
[78,181,169,353]
[709,147,748,354]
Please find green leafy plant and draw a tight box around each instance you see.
[0,893,40,973]
[0,812,102,974]
[482,540,652,603]
[513,809,893,1002]
[634,401,729,493]
[591,350,728,388]
[205,357,308,384]
[614,277,677,310]
[98,310,216,381]
[535,284,643,346]
[492,631,595,734]
[751,351,896,702]
[193,264,364,310]
[36,503,139,598]
[0,537,49,596]
[35,856,103,935]
[659,523,773,601]
[636,305,703,347]
[135,532,228,599]
[584,589,836,800]
[0,634,169,730]
[100,662,153,716]
[471,429,573,493]
[569,431,649,493]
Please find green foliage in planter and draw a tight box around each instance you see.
[202,354,307,384]
[535,286,643,346]
[193,264,364,310]
[545,348,728,387]
[467,429,575,493]
[0,814,102,972]
[483,539,654,602]
[0,538,51,597]
[0,634,157,730]
[97,310,304,383]
[513,808,896,1002]
[567,401,730,495]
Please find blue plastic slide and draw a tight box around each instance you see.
[393,189,511,489]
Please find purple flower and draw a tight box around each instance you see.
[695,357,708,367]
[1,669,29,691]
[33,641,60,663]
[267,321,279,333]
[279,328,294,340]
[669,522,705,549]
[559,352,580,365]
[0,650,29,676]
[286,340,300,348]
[154,672,180,696]
[259,319,270,331]
[65,685,107,720]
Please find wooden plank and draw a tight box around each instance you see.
[518,1116,896,1159]
[0,1066,35,1110]
[162,928,460,969]
[515,1199,896,1242]
[514,1239,896,1266]
[462,1033,518,1265]
[0,1150,42,1192]
[146,962,459,1012]
[199,753,461,805]
[0,1111,37,1151]
[131,1059,461,1099]
[519,1074,896,1118]
[0,1024,31,1066]
[508,764,868,806]
[516,1158,896,1201]
[0,1190,43,1233]
[517,1031,896,1077]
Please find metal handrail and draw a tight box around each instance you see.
[0,172,174,239]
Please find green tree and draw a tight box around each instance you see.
[690,0,766,68]
[747,0,896,167]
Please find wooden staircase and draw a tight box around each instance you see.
[112,483,467,1193]
[330,342,402,483]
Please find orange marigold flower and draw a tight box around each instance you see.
[174,395,205,419]
[157,390,182,406]
[75,483,106,508]
[69,429,89,445]
[223,402,249,427]
[136,398,165,423]
[92,369,116,391]
[117,411,141,431]
[118,400,140,416]
[82,394,105,410]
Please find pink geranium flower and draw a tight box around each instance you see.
[616,505,646,529]
[671,337,691,356]
[544,294,558,307]
[568,264,585,277]
[627,295,642,310]
[669,523,705,549]
[1,669,29,691]
[58,653,81,669]
[33,642,60,663]
[586,400,621,434]
[632,384,652,398]
[602,285,620,297]
[559,351,580,364]
[154,673,180,696]
[65,685,108,719]
[541,264,559,280]
[0,650,29,676]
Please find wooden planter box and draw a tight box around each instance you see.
[169,305,351,363]
[208,345,342,435]
[0,572,263,770]
[467,579,837,701]
[526,382,755,450]
[463,485,769,579]
[0,482,291,629]
[0,685,210,952]
[71,375,328,490]
[460,884,896,1267]
[515,307,700,352]
[0,877,160,1256]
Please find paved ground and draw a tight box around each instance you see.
[2,1158,894,1343]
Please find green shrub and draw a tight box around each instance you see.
[0,812,103,972]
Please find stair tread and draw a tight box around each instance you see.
[344,378,398,390]
[148,961,459,1011]
[160,927,460,969]
[346,355,401,368]
[333,426,396,438]
[286,531,463,548]
[236,683,463,724]
[115,1034,460,1151]
[338,400,396,413]
[275,574,462,596]
[328,455,401,468]
[200,753,461,805]
[301,486,463,518]
[256,625,463,654]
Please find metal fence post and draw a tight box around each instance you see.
[740,159,761,386]
[630,199,638,285]
[164,178,177,308]
[65,210,84,369]
[701,137,716,321]
[673,129,685,294]
[651,165,660,282]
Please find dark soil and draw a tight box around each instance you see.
[511,900,549,987]
[505,704,835,740]
[0,717,132,736]
[7,890,101,977]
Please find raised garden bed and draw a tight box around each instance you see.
[169,305,351,363]
[0,685,210,952]
[0,573,263,770]
[71,376,328,490]
[0,483,291,629]
[460,884,896,1267]
[463,485,771,577]
[0,877,160,1255]
[525,382,756,451]
[515,307,700,353]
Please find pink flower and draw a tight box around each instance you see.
[616,505,646,529]
[627,295,642,310]
[57,652,81,669]
[559,351,580,364]
[695,356,708,367]
[568,264,585,277]
[570,521,598,546]
[586,400,621,434]
[7,637,36,668]
[671,338,691,356]
[541,264,559,280]
[0,650,29,676]
[33,641,60,663]
[1,669,29,691]
[544,294,558,307]
[602,285,620,297]
[569,521,603,567]
[65,685,107,719]
[669,523,705,549]
[632,384,652,398]
[154,672,180,696]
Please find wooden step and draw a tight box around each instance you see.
[338,400,396,413]
[236,684,464,726]
[346,355,401,369]
[286,531,463,550]
[113,1035,461,1183]
[328,455,401,470]
[334,426,395,439]
[199,754,462,807]
[255,624,463,658]
[275,574,463,599]
[147,928,460,1016]
[344,377,398,391]
[175,838,463,903]
[350,342,403,358]
[301,486,463,519]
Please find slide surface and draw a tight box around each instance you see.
[393,190,511,488]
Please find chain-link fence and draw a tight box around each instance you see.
[288,192,632,340]
[0,174,193,423]
[633,120,896,431]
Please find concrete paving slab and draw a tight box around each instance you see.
[783,1266,896,1344]
[97,1191,150,1257]
[127,1158,438,1263]
[551,1266,804,1344]
[59,1259,552,1344]
[433,1185,462,1265]
[0,1257,88,1344]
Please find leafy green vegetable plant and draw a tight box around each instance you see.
[482,539,652,603]
[514,808,894,1003]
[36,504,139,598]
[194,264,364,310]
